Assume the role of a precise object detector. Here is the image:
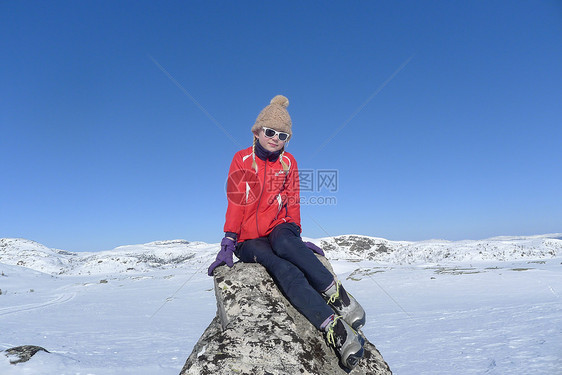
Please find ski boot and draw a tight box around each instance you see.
[325,315,365,370]
[323,281,366,330]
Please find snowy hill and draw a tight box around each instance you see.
[1,234,561,276]
[0,238,216,275]
[317,233,562,264]
[1,234,561,374]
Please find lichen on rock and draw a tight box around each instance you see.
[180,255,392,375]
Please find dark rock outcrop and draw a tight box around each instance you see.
[3,345,49,364]
[180,256,392,375]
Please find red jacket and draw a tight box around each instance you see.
[224,146,301,242]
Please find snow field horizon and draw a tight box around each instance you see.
[1,234,561,374]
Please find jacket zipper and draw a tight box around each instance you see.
[255,160,267,236]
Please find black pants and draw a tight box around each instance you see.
[235,223,335,329]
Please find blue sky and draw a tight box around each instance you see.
[1,1,561,252]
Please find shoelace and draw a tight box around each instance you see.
[328,282,356,306]
[326,315,343,347]
[327,282,341,304]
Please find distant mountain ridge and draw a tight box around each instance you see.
[0,238,215,275]
[1,234,561,276]
[317,233,562,264]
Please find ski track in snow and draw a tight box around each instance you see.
[0,293,76,316]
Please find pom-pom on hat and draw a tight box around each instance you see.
[251,95,292,139]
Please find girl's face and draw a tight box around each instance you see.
[256,128,287,153]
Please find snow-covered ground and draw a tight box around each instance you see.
[1,235,561,374]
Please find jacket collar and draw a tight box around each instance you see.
[255,139,282,162]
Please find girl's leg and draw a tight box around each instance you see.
[236,237,334,330]
[268,223,334,292]
[268,223,366,330]
[238,234,366,370]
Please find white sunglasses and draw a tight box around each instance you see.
[262,127,290,141]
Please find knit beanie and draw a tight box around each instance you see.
[251,95,292,139]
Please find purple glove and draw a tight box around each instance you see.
[208,237,236,276]
[305,241,325,256]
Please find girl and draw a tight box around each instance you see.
[208,95,366,370]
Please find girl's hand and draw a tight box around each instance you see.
[305,241,325,257]
[208,237,236,276]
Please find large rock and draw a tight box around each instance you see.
[3,345,49,364]
[180,256,392,375]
